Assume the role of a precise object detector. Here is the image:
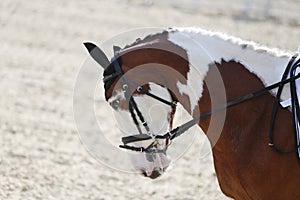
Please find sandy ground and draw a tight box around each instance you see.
[1,0,299,199]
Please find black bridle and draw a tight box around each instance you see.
[84,42,300,162]
[107,47,177,153]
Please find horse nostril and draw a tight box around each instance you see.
[149,170,161,179]
[138,169,162,179]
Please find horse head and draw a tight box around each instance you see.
[84,42,179,178]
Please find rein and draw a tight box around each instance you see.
[111,53,300,159]
[84,42,300,163]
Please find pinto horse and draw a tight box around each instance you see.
[84,27,300,199]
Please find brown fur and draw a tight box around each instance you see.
[200,60,300,199]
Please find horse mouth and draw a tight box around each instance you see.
[131,150,171,179]
[140,168,163,179]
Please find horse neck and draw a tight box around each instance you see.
[169,29,291,86]
[167,29,293,145]
[167,29,292,109]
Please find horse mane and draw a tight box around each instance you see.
[171,27,292,58]
[104,27,292,99]
[122,27,292,58]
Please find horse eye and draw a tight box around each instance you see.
[111,99,120,110]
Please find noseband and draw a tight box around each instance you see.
[105,50,300,161]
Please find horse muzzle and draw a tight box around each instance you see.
[140,168,163,179]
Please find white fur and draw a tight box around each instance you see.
[168,27,293,108]
[168,31,212,114]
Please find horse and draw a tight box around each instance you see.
[84,27,300,199]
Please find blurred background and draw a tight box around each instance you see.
[1,0,299,199]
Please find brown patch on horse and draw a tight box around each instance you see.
[198,59,299,199]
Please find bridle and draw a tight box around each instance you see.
[106,46,178,153]
[84,42,300,162]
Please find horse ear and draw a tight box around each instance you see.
[83,42,110,69]
[113,45,122,54]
